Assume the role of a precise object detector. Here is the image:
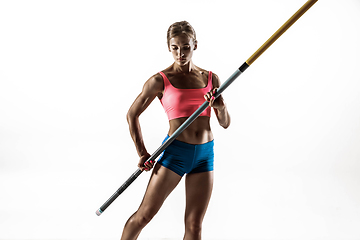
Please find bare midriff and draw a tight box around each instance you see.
[168,116,213,145]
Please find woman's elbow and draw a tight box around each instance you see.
[221,122,230,129]
[126,111,137,125]
[221,118,231,129]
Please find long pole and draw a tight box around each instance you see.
[96,0,318,216]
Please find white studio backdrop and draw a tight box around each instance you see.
[0,0,359,240]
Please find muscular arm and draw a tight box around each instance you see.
[205,73,231,129]
[126,74,164,158]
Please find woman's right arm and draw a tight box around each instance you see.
[126,73,164,171]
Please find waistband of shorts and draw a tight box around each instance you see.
[164,135,214,149]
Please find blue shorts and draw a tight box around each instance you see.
[157,135,214,177]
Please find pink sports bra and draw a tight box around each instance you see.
[159,71,213,120]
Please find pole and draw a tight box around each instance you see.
[96,0,318,216]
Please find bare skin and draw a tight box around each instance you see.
[122,33,230,240]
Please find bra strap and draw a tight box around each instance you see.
[208,71,212,88]
[159,72,170,87]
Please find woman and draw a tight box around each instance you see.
[121,21,230,240]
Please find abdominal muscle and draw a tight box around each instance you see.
[168,116,213,144]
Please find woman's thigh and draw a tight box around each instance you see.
[184,171,214,223]
[137,163,182,217]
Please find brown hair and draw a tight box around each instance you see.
[167,21,197,47]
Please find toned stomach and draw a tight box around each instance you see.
[168,116,213,144]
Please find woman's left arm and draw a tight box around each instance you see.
[204,73,231,129]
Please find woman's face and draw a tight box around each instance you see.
[169,33,197,66]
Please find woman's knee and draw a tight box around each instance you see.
[135,207,158,227]
[185,217,203,235]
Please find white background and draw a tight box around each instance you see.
[1,0,359,240]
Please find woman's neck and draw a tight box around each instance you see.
[172,60,196,73]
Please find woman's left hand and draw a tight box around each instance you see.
[204,88,225,110]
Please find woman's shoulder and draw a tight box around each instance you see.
[159,65,173,76]
[196,67,219,80]
[197,67,218,79]
[150,72,164,82]
[200,69,220,88]
[142,72,164,93]
[195,68,221,89]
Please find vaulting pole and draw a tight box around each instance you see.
[96,0,318,216]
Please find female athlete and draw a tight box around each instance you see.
[121,21,231,240]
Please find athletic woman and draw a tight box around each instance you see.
[121,21,231,240]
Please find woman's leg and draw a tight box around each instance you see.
[183,171,214,240]
[120,163,182,240]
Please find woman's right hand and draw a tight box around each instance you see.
[138,152,154,172]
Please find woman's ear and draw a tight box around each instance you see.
[194,40,198,50]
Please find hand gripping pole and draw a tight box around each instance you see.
[96,0,318,216]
